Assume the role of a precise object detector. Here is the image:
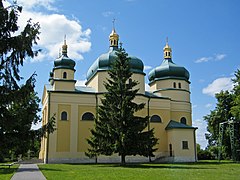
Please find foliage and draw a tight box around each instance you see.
[0,0,41,161]
[231,69,240,120]
[197,144,215,160]
[86,46,158,165]
[204,69,240,160]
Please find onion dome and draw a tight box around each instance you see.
[54,38,76,71]
[148,40,189,83]
[86,27,145,82]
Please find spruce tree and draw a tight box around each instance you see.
[0,1,55,161]
[86,45,158,165]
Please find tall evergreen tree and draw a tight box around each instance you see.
[86,46,158,165]
[0,1,55,161]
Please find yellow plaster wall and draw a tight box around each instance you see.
[53,81,75,91]
[86,73,99,91]
[87,71,145,94]
[171,111,192,126]
[149,108,170,152]
[40,75,195,162]
[157,90,190,102]
[54,69,75,80]
[77,105,95,152]
[156,79,190,91]
[131,74,145,94]
[167,129,196,159]
[56,104,71,152]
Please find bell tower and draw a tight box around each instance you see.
[49,36,76,91]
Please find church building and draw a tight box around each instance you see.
[39,27,197,163]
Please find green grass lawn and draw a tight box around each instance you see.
[0,164,19,180]
[39,161,240,180]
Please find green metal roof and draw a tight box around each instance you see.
[86,47,145,83]
[54,54,75,71]
[148,58,189,83]
[165,120,197,130]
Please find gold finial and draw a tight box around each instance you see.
[109,19,119,47]
[163,37,172,59]
[62,35,68,55]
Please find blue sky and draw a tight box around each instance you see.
[5,0,240,149]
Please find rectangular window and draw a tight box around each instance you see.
[182,141,188,149]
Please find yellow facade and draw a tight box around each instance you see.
[39,30,197,163]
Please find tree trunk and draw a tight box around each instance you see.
[121,154,126,166]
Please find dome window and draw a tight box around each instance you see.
[178,83,181,89]
[61,111,68,120]
[173,82,176,88]
[63,72,67,79]
[82,112,95,121]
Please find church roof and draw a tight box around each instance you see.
[54,38,75,71]
[86,47,145,82]
[165,120,197,130]
[148,41,189,84]
[86,27,145,83]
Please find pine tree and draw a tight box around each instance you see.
[0,1,55,161]
[86,46,158,165]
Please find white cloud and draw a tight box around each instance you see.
[214,53,226,61]
[18,11,91,62]
[144,65,152,71]
[202,77,234,97]
[195,53,226,63]
[192,119,208,149]
[76,80,86,86]
[195,57,212,63]
[5,0,91,63]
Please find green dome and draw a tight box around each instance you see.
[86,47,145,81]
[148,58,190,83]
[54,54,75,70]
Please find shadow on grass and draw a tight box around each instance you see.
[39,167,63,172]
[64,163,216,170]
[0,167,18,175]
[101,164,215,170]
[196,160,236,165]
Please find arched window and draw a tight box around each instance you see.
[180,117,187,124]
[168,52,171,56]
[173,82,176,88]
[165,52,168,57]
[150,115,162,123]
[61,111,67,120]
[82,112,94,121]
[178,82,181,89]
[63,72,67,79]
